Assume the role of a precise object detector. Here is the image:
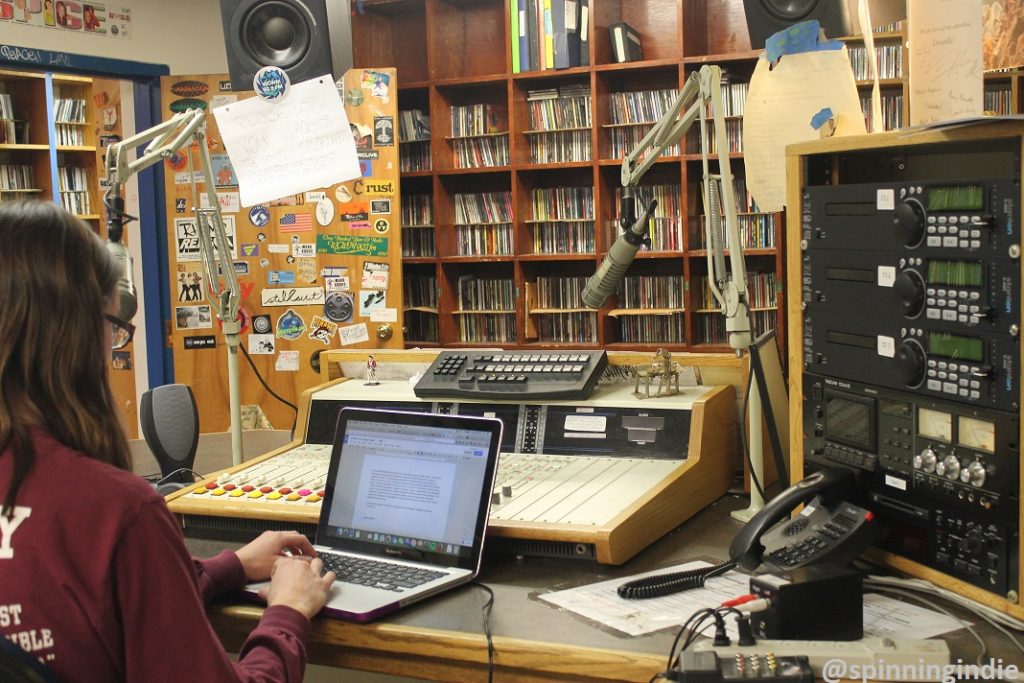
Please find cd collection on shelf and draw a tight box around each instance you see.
[695,309,775,345]
[847,42,903,80]
[531,275,596,343]
[617,313,686,344]
[984,86,1013,115]
[860,92,904,131]
[525,84,593,163]
[693,212,776,250]
[611,184,682,251]
[404,273,438,309]
[696,272,778,310]
[57,165,91,215]
[454,191,514,256]
[529,186,595,253]
[401,194,435,257]
[606,88,680,159]
[53,96,87,146]
[450,103,509,168]
[0,164,37,195]
[620,274,685,309]
[456,275,517,342]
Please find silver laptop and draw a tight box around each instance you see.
[251,407,502,622]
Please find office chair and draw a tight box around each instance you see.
[140,384,199,494]
[0,636,59,683]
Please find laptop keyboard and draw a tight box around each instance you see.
[320,554,447,592]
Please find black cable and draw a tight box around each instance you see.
[239,343,298,434]
[738,361,767,502]
[618,561,735,599]
[472,582,495,683]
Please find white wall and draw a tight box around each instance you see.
[1,0,229,76]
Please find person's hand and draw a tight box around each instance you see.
[235,530,316,581]
[259,557,336,620]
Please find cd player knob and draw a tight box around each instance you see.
[894,270,926,317]
[894,198,927,246]
[914,447,937,473]
[963,460,987,487]
[940,455,961,480]
[894,340,926,387]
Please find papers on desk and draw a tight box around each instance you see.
[539,561,969,640]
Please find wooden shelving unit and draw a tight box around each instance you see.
[0,69,99,225]
[354,0,789,353]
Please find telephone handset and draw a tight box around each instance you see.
[729,468,880,573]
[617,468,880,599]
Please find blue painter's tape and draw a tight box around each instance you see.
[811,107,835,130]
[764,20,844,65]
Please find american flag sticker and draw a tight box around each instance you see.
[279,213,313,232]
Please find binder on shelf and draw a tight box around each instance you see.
[510,0,521,74]
[609,21,642,63]
[565,0,582,68]
[543,0,554,69]
[518,0,530,73]
[527,0,541,71]
[579,0,589,66]
[551,0,568,69]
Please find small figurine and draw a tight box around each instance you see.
[365,354,379,385]
[633,348,680,399]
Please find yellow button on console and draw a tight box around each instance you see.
[286,493,302,502]
[267,492,283,500]
[230,489,246,498]
[248,491,264,499]
[211,488,227,496]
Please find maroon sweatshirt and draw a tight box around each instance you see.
[0,429,310,682]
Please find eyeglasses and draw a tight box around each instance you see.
[105,313,136,350]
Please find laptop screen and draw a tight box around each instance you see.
[317,408,502,570]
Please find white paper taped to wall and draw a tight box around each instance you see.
[212,75,361,207]
[743,49,866,212]
[908,0,983,126]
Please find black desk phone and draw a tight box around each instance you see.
[619,469,881,599]
[729,468,880,572]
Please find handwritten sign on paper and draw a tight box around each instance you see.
[212,76,361,207]
[908,0,983,126]
[743,49,866,212]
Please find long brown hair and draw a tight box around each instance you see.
[0,200,131,515]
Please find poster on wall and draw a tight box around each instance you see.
[0,1,132,38]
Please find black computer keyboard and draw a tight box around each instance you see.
[413,350,608,401]
[320,554,446,593]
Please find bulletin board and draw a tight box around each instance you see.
[159,69,403,433]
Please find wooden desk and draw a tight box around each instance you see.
[143,434,1018,682]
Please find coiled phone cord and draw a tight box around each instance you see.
[617,560,736,599]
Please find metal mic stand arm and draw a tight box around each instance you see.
[619,65,761,519]
[103,109,245,466]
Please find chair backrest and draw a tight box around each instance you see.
[140,384,199,488]
[0,636,59,683]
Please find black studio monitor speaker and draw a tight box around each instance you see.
[743,0,905,49]
[140,384,199,489]
[219,0,353,92]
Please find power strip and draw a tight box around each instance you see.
[693,638,950,681]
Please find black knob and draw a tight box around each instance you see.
[958,530,985,556]
[894,198,926,247]
[894,270,925,317]
[895,340,926,387]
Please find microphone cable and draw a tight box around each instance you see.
[617,560,735,600]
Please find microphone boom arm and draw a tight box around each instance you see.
[617,64,751,354]
[104,108,245,466]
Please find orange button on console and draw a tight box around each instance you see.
[286,493,302,502]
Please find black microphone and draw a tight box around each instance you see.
[581,198,657,309]
[105,190,138,321]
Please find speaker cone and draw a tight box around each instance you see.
[762,0,821,20]
[241,0,315,69]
